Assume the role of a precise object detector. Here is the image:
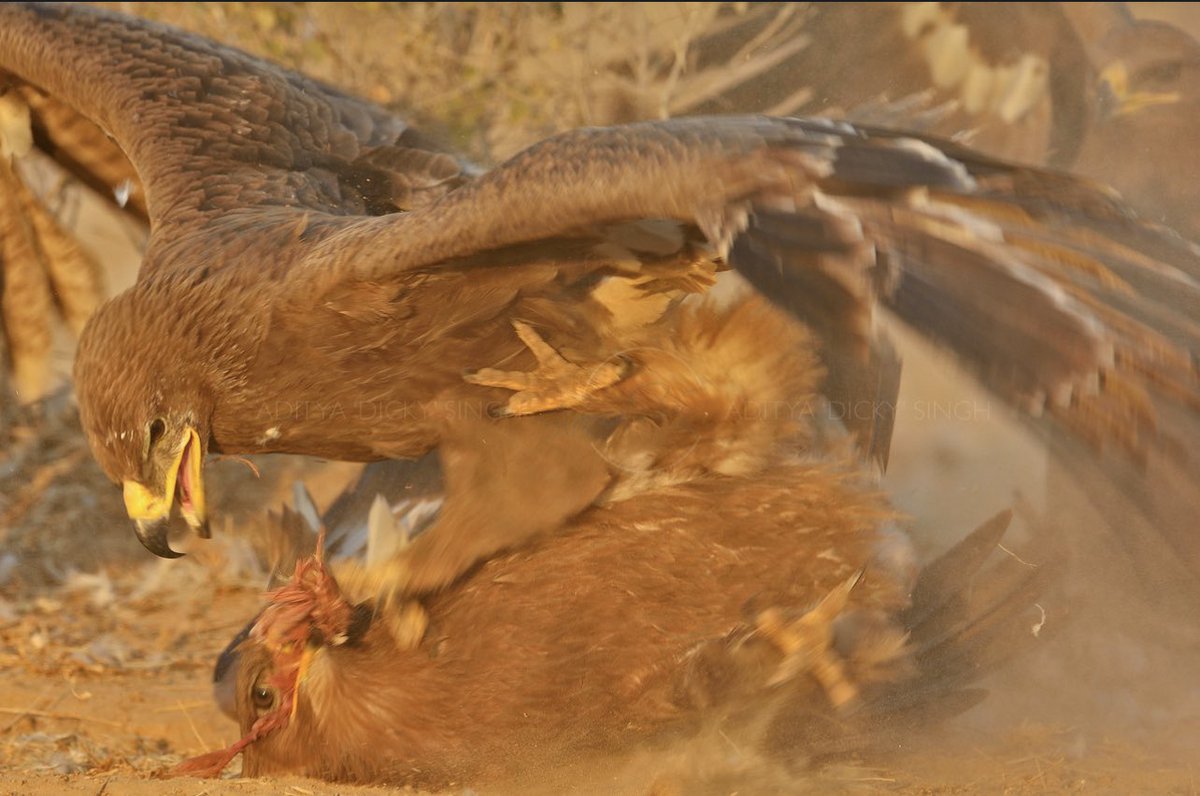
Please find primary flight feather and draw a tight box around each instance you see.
[0,3,1196,583]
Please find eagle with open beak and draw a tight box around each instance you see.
[1,3,1197,595]
[182,291,1049,786]
[120,424,207,557]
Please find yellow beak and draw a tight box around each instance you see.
[123,478,171,524]
[122,427,206,558]
[1099,62,1181,116]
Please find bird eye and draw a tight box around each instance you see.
[147,417,166,448]
[1137,61,1182,85]
[251,683,277,712]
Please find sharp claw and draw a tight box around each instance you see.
[814,569,863,619]
[756,571,866,708]
[512,320,568,368]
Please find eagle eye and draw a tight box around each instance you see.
[147,417,167,449]
[1137,61,1183,86]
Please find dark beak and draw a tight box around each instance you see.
[134,517,184,559]
[213,619,254,720]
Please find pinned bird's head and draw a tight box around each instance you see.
[74,288,216,558]
[178,547,391,780]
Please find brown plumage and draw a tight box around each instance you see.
[9,80,147,221]
[188,297,1046,788]
[199,487,1045,790]
[0,4,1197,586]
[0,93,105,403]
[719,4,1200,239]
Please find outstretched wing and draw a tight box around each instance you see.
[306,115,1200,462]
[2,5,1197,561]
[0,2,475,277]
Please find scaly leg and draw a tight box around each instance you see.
[334,411,611,614]
[465,321,629,416]
[754,571,864,709]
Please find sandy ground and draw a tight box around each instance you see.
[0,318,1196,794]
[1,549,1198,795]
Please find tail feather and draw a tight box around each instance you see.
[903,509,1014,630]
[913,564,1051,687]
[760,510,1051,764]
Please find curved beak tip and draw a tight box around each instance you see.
[134,518,185,559]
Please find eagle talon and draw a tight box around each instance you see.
[755,571,864,709]
[334,557,409,606]
[330,558,428,650]
[463,320,630,416]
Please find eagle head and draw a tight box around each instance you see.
[74,287,215,558]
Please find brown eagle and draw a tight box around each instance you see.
[186,293,1047,787]
[195,484,1038,789]
[0,4,1197,589]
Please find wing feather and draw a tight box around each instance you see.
[4,3,1197,560]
